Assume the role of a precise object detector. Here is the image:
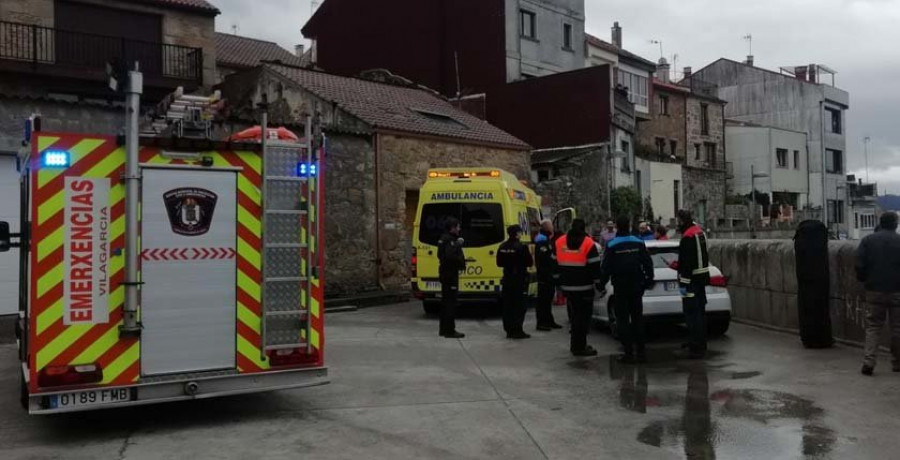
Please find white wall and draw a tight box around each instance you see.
[727,125,808,202]
[612,128,634,189]
[505,0,585,80]
[0,155,20,316]
[649,161,683,223]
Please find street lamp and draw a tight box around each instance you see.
[750,164,769,234]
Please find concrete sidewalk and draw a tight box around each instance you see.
[2,301,900,459]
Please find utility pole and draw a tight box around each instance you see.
[864,136,871,183]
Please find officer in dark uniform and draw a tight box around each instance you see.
[534,220,563,331]
[553,219,604,356]
[497,224,533,339]
[600,215,655,363]
[677,210,711,358]
[437,218,466,339]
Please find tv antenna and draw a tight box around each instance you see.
[743,34,753,56]
[231,23,239,35]
[649,39,664,59]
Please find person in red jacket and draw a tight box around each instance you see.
[677,210,711,358]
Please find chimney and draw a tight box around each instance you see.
[808,64,817,83]
[794,66,807,81]
[745,55,754,66]
[612,22,622,48]
[657,57,670,83]
[683,66,692,79]
[295,44,305,57]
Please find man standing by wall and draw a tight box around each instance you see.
[534,220,563,331]
[677,210,711,359]
[497,225,533,339]
[855,212,900,376]
[553,219,604,356]
[438,218,466,339]
[600,216,655,363]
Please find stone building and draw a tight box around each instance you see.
[634,68,728,228]
[0,0,218,315]
[214,32,305,82]
[219,64,530,296]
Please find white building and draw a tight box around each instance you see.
[635,158,683,224]
[726,121,810,217]
[505,0,586,80]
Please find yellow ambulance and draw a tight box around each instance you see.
[411,168,543,314]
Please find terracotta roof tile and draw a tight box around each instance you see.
[127,0,219,14]
[216,33,304,69]
[265,64,530,150]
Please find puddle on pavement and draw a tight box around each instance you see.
[571,348,837,459]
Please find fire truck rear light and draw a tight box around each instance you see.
[38,363,103,387]
[42,151,70,167]
[267,348,320,367]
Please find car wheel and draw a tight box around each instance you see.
[423,301,440,317]
[708,318,730,337]
[607,296,619,339]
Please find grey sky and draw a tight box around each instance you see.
[214,0,900,194]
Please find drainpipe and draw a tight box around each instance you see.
[820,101,828,231]
[374,133,383,289]
[120,65,142,337]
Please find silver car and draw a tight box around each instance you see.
[593,240,732,336]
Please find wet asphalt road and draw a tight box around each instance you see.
[2,301,900,459]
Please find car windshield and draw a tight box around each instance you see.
[418,203,505,248]
[649,246,679,269]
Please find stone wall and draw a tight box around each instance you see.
[0,96,121,152]
[708,240,876,347]
[377,134,530,291]
[685,96,725,169]
[683,166,725,227]
[634,87,687,159]
[533,150,607,228]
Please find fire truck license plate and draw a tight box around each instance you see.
[50,388,130,409]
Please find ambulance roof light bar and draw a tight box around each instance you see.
[428,170,501,179]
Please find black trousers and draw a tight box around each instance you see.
[682,283,708,353]
[615,290,646,356]
[568,292,594,352]
[536,281,556,327]
[502,278,526,334]
[440,278,459,335]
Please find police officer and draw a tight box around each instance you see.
[600,215,655,363]
[677,210,711,358]
[438,218,466,339]
[497,224,533,339]
[553,219,603,356]
[534,220,562,331]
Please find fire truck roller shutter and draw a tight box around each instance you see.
[0,154,19,316]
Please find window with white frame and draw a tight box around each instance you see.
[616,69,649,108]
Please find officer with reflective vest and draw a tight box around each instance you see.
[599,215,655,363]
[497,224,533,339]
[677,210,711,358]
[552,219,603,356]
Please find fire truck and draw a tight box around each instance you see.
[4,71,327,414]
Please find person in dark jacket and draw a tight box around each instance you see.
[497,224,534,339]
[534,219,562,331]
[437,218,466,339]
[553,219,604,356]
[855,211,900,376]
[600,215,655,363]
[677,210,711,358]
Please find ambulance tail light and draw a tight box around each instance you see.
[710,275,728,288]
[267,348,320,367]
[411,248,417,278]
[38,363,103,388]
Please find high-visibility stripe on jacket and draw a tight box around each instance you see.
[552,234,603,293]
[678,224,710,287]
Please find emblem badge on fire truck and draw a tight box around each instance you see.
[163,187,218,236]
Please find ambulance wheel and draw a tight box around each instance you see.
[423,301,441,317]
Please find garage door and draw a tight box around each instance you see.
[0,155,20,316]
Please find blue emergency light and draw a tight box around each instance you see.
[296,163,317,176]
[42,151,70,168]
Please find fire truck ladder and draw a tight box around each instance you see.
[260,116,321,357]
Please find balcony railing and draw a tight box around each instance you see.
[0,20,202,85]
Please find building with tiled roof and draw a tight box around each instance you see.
[127,0,220,14]
[219,64,531,295]
[215,33,305,82]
